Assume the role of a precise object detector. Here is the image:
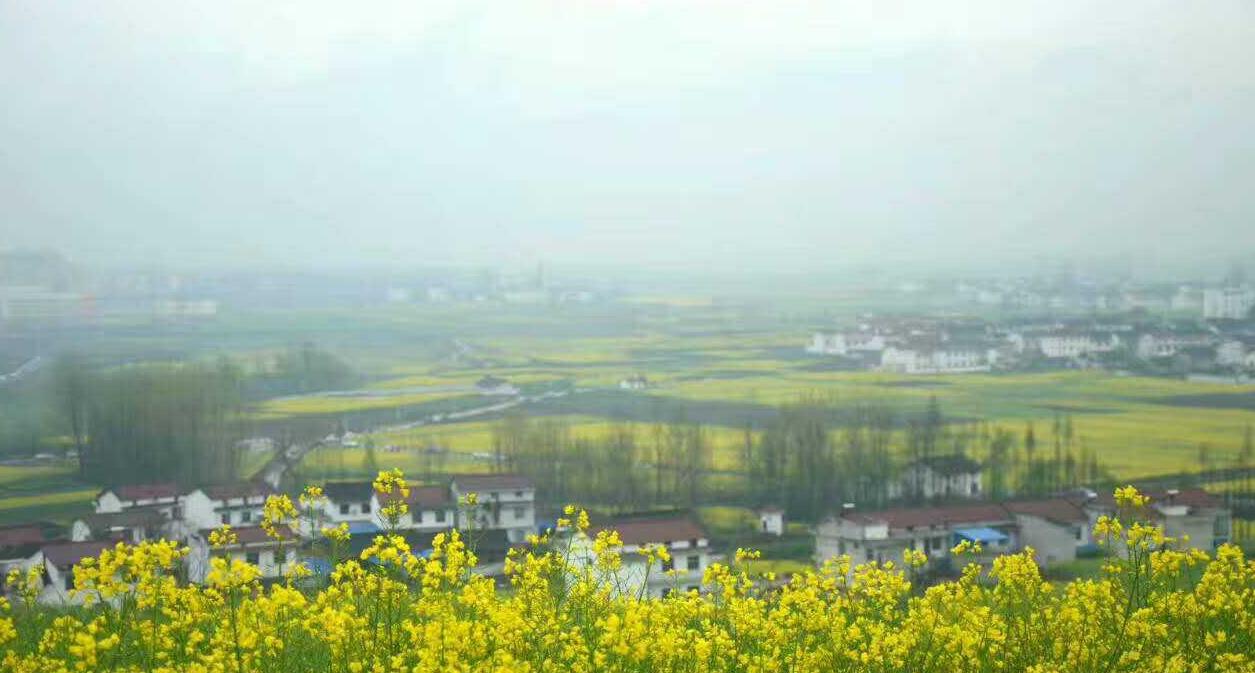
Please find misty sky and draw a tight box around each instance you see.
[1,1,1253,273]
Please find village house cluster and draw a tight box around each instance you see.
[808,310,1255,375]
[816,487,1232,575]
[0,463,1235,605]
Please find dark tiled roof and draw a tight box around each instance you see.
[915,454,982,476]
[1088,488,1221,511]
[588,516,708,546]
[0,524,45,547]
[377,484,453,509]
[42,540,114,568]
[203,483,275,501]
[1004,499,1089,525]
[843,503,1011,530]
[322,481,374,502]
[450,474,533,492]
[108,483,180,501]
[78,510,168,531]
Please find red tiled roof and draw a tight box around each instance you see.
[42,540,115,568]
[843,503,1010,530]
[588,516,708,546]
[109,483,180,501]
[203,483,275,501]
[1088,487,1221,511]
[1004,499,1089,525]
[451,474,533,492]
[0,524,45,547]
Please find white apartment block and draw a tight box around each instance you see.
[1203,286,1255,320]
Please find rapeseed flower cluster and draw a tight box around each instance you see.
[1,481,1252,672]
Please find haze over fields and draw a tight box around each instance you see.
[3,0,1254,276]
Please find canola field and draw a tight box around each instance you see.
[282,326,1255,483]
[0,485,1251,673]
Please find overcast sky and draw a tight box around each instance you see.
[1,1,1252,274]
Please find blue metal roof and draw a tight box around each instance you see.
[953,527,1008,544]
[347,521,381,535]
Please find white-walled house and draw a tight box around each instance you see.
[757,507,785,536]
[94,483,181,516]
[371,485,455,531]
[182,483,276,531]
[321,481,378,525]
[889,455,983,501]
[1080,488,1231,552]
[449,474,536,542]
[815,503,1015,576]
[567,515,711,598]
[185,526,299,584]
[70,510,173,544]
[26,540,114,605]
[1003,499,1090,566]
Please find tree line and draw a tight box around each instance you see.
[487,395,1131,522]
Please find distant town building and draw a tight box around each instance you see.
[1134,330,1214,360]
[619,374,649,390]
[1203,286,1255,320]
[807,331,887,356]
[880,341,996,374]
[475,376,519,396]
[1031,331,1121,359]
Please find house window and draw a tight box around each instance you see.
[435,510,447,523]
[865,549,873,561]
[275,549,287,565]
[246,552,259,565]
[514,491,523,498]
[689,538,699,548]
[513,506,525,519]
[838,541,846,555]
[361,502,371,514]
[686,555,700,572]
[220,512,230,525]
[662,556,674,572]
[240,510,252,523]
[339,503,350,515]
